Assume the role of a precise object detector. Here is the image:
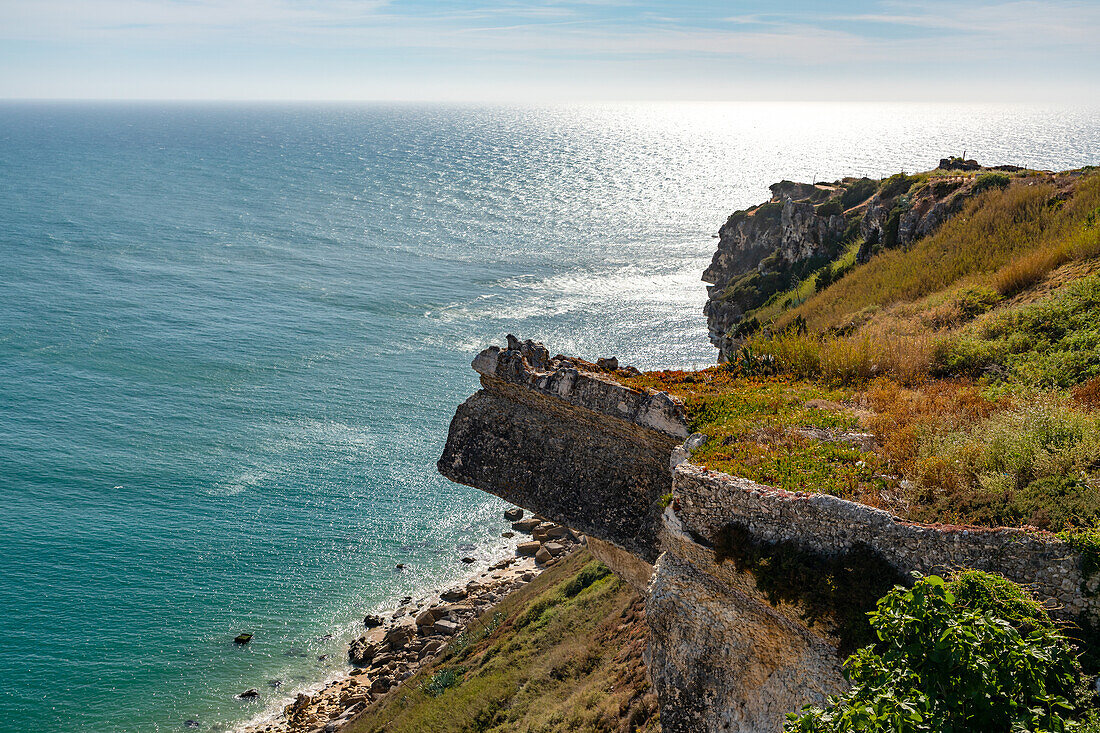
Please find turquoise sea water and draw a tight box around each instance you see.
[1,102,1098,732]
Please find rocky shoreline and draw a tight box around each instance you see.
[236,510,581,733]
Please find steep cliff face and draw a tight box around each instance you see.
[438,336,687,562]
[439,339,1100,733]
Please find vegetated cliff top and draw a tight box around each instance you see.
[702,158,1098,361]
[623,164,1100,535]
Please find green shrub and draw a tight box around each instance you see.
[816,200,844,218]
[753,201,784,226]
[882,204,905,249]
[841,178,878,209]
[973,172,1012,195]
[879,173,914,199]
[421,667,465,697]
[561,561,611,598]
[934,274,1100,387]
[787,573,1079,733]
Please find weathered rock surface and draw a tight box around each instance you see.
[438,337,688,562]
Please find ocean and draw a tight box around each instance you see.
[1,102,1097,732]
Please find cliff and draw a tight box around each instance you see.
[703,163,1021,360]
[439,338,1100,733]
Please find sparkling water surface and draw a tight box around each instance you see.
[1,102,1097,732]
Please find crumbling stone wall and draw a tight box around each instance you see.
[673,463,1099,622]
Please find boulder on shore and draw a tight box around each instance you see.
[516,541,541,557]
[363,614,384,628]
[535,546,553,565]
[440,587,468,602]
[348,637,378,665]
[511,518,540,532]
[434,618,460,636]
[504,507,524,521]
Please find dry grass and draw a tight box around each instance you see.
[778,172,1100,334]
[347,550,657,733]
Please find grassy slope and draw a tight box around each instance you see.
[778,171,1100,334]
[345,550,657,733]
[619,169,1100,532]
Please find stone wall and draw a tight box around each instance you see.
[673,462,1099,622]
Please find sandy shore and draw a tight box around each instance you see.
[235,514,578,733]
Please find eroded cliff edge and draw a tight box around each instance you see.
[438,338,1100,733]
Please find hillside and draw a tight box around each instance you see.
[649,164,1100,535]
[344,549,657,733]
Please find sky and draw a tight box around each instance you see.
[0,0,1097,102]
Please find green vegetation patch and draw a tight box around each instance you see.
[840,178,878,210]
[972,171,1012,195]
[621,370,897,502]
[936,273,1100,387]
[787,572,1085,733]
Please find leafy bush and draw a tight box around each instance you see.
[787,573,1079,733]
[879,173,914,199]
[841,178,878,209]
[973,172,1012,195]
[936,274,1100,387]
[816,200,844,218]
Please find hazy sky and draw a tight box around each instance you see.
[1,0,1098,102]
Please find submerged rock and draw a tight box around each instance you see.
[233,632,253,645]
[236,688,259,700]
